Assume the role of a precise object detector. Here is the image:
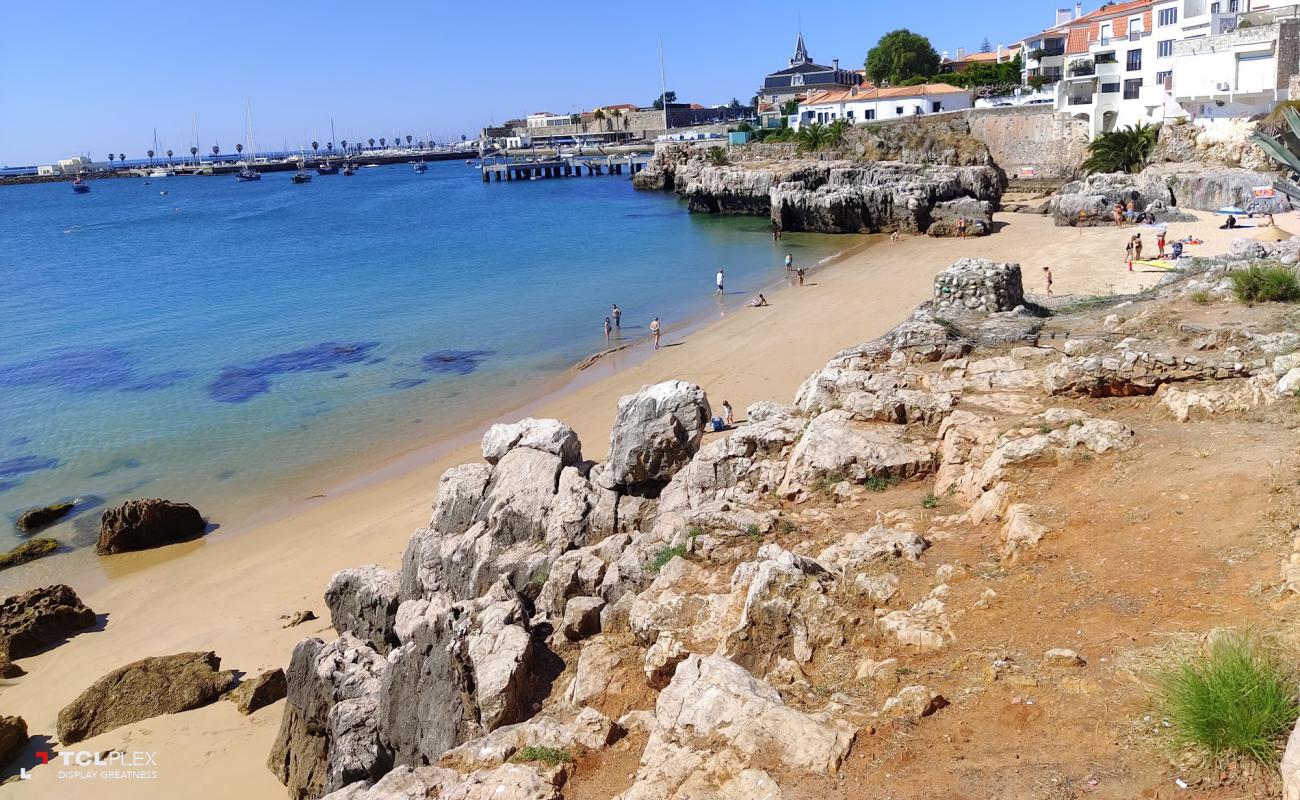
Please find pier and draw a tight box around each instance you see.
[481,154,652,183]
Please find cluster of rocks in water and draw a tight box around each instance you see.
[254,243,1300,799]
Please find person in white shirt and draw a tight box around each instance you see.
[715,269,725,295]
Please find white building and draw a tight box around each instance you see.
[525,112,573,129]
[796,83,974,128]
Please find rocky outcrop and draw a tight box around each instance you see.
[1152,119,1274,172]
[96,498,206,554]
[57,651,237,744]
[481,418,581,467]
[0,537,59,570]
[777,410,934,495]
[0,716,27,769]
[16,502,73,532]
[326,566,402,655]
[268,635,389,800]
[605,380,711,488]
[1048,172,1194,226]
[228,668,288,715]
[0,584,97,659]
[1148,164,1285,213]
[927,198,995,237]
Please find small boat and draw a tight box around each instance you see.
[317,162,339,175]
[71,177,90,194]
[413,160,428,173]
[342,163,357,176]
[236,166,261,181]
[363,163,380,168]
[292,170,312,184]
[149,168,173,178]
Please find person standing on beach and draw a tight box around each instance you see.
[1042,266,1053,297]
[715,269,725,296]
[721,401,734,427]
[611,304,621,330]
[650,317,661,349]
[796,266,805,286]
[1156,230,1166,257]
[784,253,793,272]
[957,217,968,239]
[604,317,612,344]
[1132,232,1143,261]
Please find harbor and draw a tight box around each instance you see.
[480,153,653,182]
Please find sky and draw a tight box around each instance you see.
[0,0,1059,166]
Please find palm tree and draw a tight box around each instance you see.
[327,142,333,154]
[379,138,386,149]
[368,138,375,150]
[107,153,115,168]
[236,143,244,159]
[166,149,173,164]
[311,140,319,158]
[340,139,348,153]
[118,153,125,165]
[406,135,413,148]
[212,144,221,158]
[147,149,155,164]
[593,108,607,132]
[190,146,198,164]
[1081,123,1159,174]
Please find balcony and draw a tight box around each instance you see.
[1068,95,1094,106]
[1068,59,1096,77]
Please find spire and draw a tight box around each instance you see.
[790,32,810,66]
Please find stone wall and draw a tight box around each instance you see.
[933,259,1025,313]
[963,106,1089,181]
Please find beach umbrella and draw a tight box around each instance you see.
[1215,206,1246,215]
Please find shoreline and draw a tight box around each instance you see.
[0,209,1268,798]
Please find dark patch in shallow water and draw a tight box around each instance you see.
[208,341,380,403]
[332,372,349,379]
[0,346,136,393]
[364,357,386,366]
[389,378,428,390]
[8,437,31,448]
[89,457,143,478]
[419,350,493,376]
[0,480,21,494]
[121,369,195,392]
[0,455,60,478]
[214,470,236,481]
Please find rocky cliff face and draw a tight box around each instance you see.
[636,146,1003,235]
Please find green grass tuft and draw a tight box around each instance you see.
[779,519,798,535]
[743,523,763,540]
[864,475,900,493]
[1229,264,1300,306]
[509,745,573,767]
[1156,631,1298,765]
[1190,289,1211,306]
[921,493,938,510]
[650,545,687,572]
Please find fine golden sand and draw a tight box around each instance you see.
[0,208,1289,798]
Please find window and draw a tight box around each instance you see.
[1158,39,1174,57]
[1130,16,1144,33]
[1211,1,1220,12]
[1100,23,1112,43]
[932,101,942,112]
[895,106,904,115]
[1229,0,1238,10]
[1102,82,1121,93]
[1123,78,1143,99]
[865,109,876,120]
[1127,49,1142,70]
[1158,7,1178,25]
[846,110,855,119]
[1156,70,1173,86]
[1096,51,1118,63]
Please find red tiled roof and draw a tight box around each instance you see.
[802,82,969,106]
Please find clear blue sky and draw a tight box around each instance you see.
[0,0,1056,165]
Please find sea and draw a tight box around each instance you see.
[0,160,856,554]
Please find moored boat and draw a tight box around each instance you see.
[413,160,428,173]
[237,166,261,181]
[317,162,339,175]
[292,170,312,184]
[342,163,357,176]
[71,177,90,194]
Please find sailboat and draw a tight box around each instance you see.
[237,104,262,182]
[148,128,174,177]
[318,118,340,174]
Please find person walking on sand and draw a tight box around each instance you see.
[715,269,725,296]
[721,400,734,427]
[1132,232,1143,261]
[957,216,968,239]
[796,266,806,286]
[784,253,793,272]
[604,317,612,344]
[611,304,621,329]
[1156,229,1166,257]
[1042,266,1054,297]
[650,317,661,349]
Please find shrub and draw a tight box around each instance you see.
[1081,123,1160,175]
[1229,264,1300,306]
[509,746,573,767]
[650,545,686,571]
[705,146,729,166]
[1156,631,1298,765]
[1190,289,1211,306]
[779,519,798,535]
[685,526,704,540]
[921,493,938,509]
[814,472,846,495]
[864,475,900,492]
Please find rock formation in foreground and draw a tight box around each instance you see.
[97,498,207,554]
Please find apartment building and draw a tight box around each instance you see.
[795,83,973,128]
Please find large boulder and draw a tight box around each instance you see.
[927,198,994,237]
[0,584,97,659]
[481,418,582,466]
[1048,172,1192,226]
[268,634,389,800]
[778,410,934,495]
[0,716,27,769]
[605,381,711,488]
[326,566,402,655]
[96,498,206,554]
[227,668,288,715]
[56,651,237,744]
[16,502,74,532]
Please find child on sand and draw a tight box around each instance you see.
[796,267,805,286]
[604,317,612,343]
[722,401,734,427]
[650,317,661,349]
[1042,266,1053,297]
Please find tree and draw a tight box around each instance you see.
[980,37,992,54]
[652,90,677,110]
[236,143,244,159]
[119,153,125,164]
[379,138,386,148]
[406,135,412,148]
[368,138,375,149]
[1081,123,1160,174]
[594,108,607,131]
[212,144,220,157]
[865,29,940,86]
[190,146,198,164]
[107,153,115,166]
[728,97,742,108]
[166,149,173,163]
[147,149,155,164]
[779,98,800,117]
[311,140,319,156]
[340,139,348,152]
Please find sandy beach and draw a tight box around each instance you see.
[0,208,1285,798]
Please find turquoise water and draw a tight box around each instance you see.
[0,162,851,551]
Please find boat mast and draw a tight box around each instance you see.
[659,35,669,133]
[246,103,258,165]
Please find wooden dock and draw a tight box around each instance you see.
[482,155,652,183]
